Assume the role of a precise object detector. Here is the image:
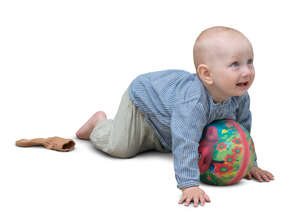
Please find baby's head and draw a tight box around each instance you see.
[193,26,255,103]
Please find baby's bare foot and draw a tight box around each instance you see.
[76,111,107,140]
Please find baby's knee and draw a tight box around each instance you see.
[90,130,139,158]
[92,140,137,158]
[106,144,138,158]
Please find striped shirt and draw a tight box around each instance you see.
[128,69,257,189]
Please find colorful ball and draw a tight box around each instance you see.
[198,119,255,186]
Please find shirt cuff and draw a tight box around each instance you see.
[177,181,200,189]
[253,160,258,167]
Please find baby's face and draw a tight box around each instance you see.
[207,33,255,100]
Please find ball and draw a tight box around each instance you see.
[198,119,256,186]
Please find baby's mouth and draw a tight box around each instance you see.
[236,81,249,87]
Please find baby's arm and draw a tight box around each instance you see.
[171,101,211,207]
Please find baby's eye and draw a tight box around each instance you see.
[247,59,253,64]
[231,61,239,67]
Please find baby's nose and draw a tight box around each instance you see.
[241,67,252,77]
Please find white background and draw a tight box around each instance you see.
[1,0,299,220]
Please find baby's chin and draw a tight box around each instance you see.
[232,88,248,97]
[225,87,248,97]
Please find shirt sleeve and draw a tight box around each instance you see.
[170,100,208,189]
[236,93,258,167]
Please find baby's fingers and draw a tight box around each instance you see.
[265,171,274,180]
[262,171,275,182]
[204,194,211,203]
[262,174,270,182]
[178,195,186,204]
[252,171,263,182]
[244,173,252,180]
[185,197,192,206]
[193,196,200,207]
[197,194,211,207]
[199,195,206,206]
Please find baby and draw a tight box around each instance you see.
[76,26,274,207]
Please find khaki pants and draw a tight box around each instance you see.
[89,88,170,158]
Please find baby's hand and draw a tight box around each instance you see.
[244,166,274,182]
[179,186,211,207]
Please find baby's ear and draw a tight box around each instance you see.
[197,64,213,85]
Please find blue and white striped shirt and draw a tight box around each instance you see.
[128,69,257,189]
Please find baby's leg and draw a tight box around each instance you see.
[88,88,170,158]
[89,89,154,158]
[76,111,107,140]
